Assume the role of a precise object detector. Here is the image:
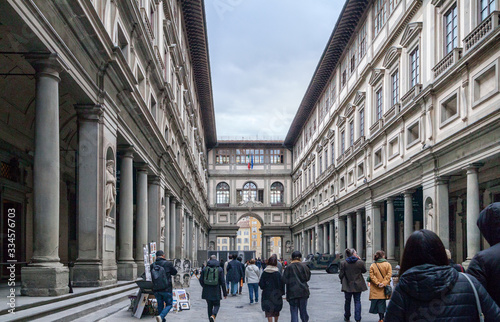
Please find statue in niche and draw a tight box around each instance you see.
[366,216,372,246]
[160,205,166,240]
[285,240,292,253]
[335,225,339,249]
[426,202,434,231]
[105,160,116,218]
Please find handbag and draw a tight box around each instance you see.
[375,263,392,298]
[461,273,485,322]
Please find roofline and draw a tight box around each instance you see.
[181,0,217,148]
[283,0,368,148]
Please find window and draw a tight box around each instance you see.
[319,155,323,174]
[341,131,346,154]
[117,25,129,61]
[348,171,354,185]
[410,47,420,87]
[312,163,316,180]
[319,193,323,203]
[150,95,156,120]
[237,231,241,236]
[237,238,241,244]
[330,76,337,103]
[341,58,348,88]
[216,182,230,205]
[480,0,496,21]
[222,246,227,251]
[242,182,257,202]
[340,177,345,190]
[349,121,354,146]
[376,87,383,121]
[359,108,365,137]
[331,141,335,164]
[252,241,257,246]
[441,93,458,124]
[389,0,401,12]
[216,149,230,164]
[350,43,357,74]
[324,149,328,170]
[358,22,367,60]
[445,5,458,54]
[252,227,257,233]
[357,163,365,178]
[244,231,249,235]
[308,168,311,185]
[270,149,284,164]
[407,121,420,146]
[244,238,249,243]
[244,246,249,250]
[374,0,387,35]
[374,149,383,167]
[252,234,257,239]
[270,182,284,205]
[391,70,399,106]
[136,67,146,98]
[389,137,399,157]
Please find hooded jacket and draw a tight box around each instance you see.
[199,259,227,301]
[226,258,244,283]
[245,264,261,284]
[467,202,500,306]
[385,264,500,321]
[339,256,368,293]
[283,260,311,301]
[152,257,177,292]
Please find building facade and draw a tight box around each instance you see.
[285,0,500,267]
[0,0,214,296]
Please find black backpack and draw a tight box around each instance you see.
[204,266,219,286]
[151,263,168,291]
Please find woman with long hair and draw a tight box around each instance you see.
[385,229,500,321]
[369,250,392,322]
[259,255,285,322]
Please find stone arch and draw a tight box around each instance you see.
[237,212,264,226]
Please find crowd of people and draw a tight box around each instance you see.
[151,202,500,321]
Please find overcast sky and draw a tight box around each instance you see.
[205,1,341,140]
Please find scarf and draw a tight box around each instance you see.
[376,258,387,263]
[264,265,279,273]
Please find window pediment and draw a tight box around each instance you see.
[353,91,366,106]
[345,103,356,118]
[400,22,423,47]
[382,46,402,68]
[369,68,385,86]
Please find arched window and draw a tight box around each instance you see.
[216,182,230,205]
[270,182,284,205]
[242,182,257,202]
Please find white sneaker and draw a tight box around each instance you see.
[155,316,162,322]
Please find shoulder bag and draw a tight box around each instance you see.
[461,273,485,322]
[375,263,392,298]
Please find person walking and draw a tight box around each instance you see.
[259,256,285,322]
[368,250,392,322]
[200,255,227,322]
[226,254,243,296]
[237,256,245,295]
[151,250,177,322]
[223,257,230,293]
[245,259,261,304]
[467,202,500,306]
[283,251,311,322]
[339,248,367,322]
[385,229,500,321]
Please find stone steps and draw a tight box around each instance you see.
[1,282,138,322]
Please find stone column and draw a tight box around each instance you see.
[329,220,334,254]
[317,223,323,253]
[175,202,182,258]
[347,214,354,249]
[323,224,328,254]
[72,105,107,287]
[21,55,69,296]
[373,203,382,252]
[117,147,137,280]
[404,190,415,245]
[356,211,363,259]
[301,230,305,253]
[338,218,347,253]
[386,198,396,261]
[190,216,195,260]
[135,165,149,275]
[163,194,171,258]
[147,176,160,246]
[464,164,483,267]
[169,198,177,259]
[437,177,450,248]
[313,226,317,254]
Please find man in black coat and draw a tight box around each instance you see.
[467,202,500,306]
[283,251,311,322]
[226,254,244,296]
[200,255,227,322]
[339,248,367,322]
[152,250,177,322]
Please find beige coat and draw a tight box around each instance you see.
[369,261,392,299]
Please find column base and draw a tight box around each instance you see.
[72,261,117,287]
[136,261,145,277]
[21,264,69,296]
[117,260,137,281]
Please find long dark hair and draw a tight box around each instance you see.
[399,229,449,276]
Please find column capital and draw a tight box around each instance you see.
[436,176,450,185]
[386,197,394,203]
[27,53,67,80]
[75,104,103,121]
[464,163,484,172]
[135,162,149,172]
[118,145,135,158]
[148,175,161,185]
[403,189,416,196]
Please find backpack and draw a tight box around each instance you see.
[151,263,168,291]
[204,267,219,286]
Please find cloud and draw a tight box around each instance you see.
[205,1,342,139]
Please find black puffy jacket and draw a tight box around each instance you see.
[467,202,500,306]
[385,264,500,321]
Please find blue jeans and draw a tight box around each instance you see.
[247,283,259,303]
[344,292,362,321]
[154,291,173,321]
[289,297,309,322]
[230,281,239,295]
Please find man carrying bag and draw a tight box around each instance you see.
[151,250,177,322]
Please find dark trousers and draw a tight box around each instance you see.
[344,292,362,321]
[206,299,220,318]
[289,297,309,322]
[153,291,173,322]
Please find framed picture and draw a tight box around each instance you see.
[180,302,190,310]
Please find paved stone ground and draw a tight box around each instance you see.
[100,271,380,322]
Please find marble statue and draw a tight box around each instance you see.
[160,205,166,240]
[366,216,372,246]
[105,160,116,217]
[426,203,434,231]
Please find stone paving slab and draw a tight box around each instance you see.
[100,271,380,322]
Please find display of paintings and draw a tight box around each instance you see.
[180,302,190,310]
[174,259,182,272]
[173,274,183,289]
[182,259,191,272]
[182,273,190,288]
[150,242,156,253]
